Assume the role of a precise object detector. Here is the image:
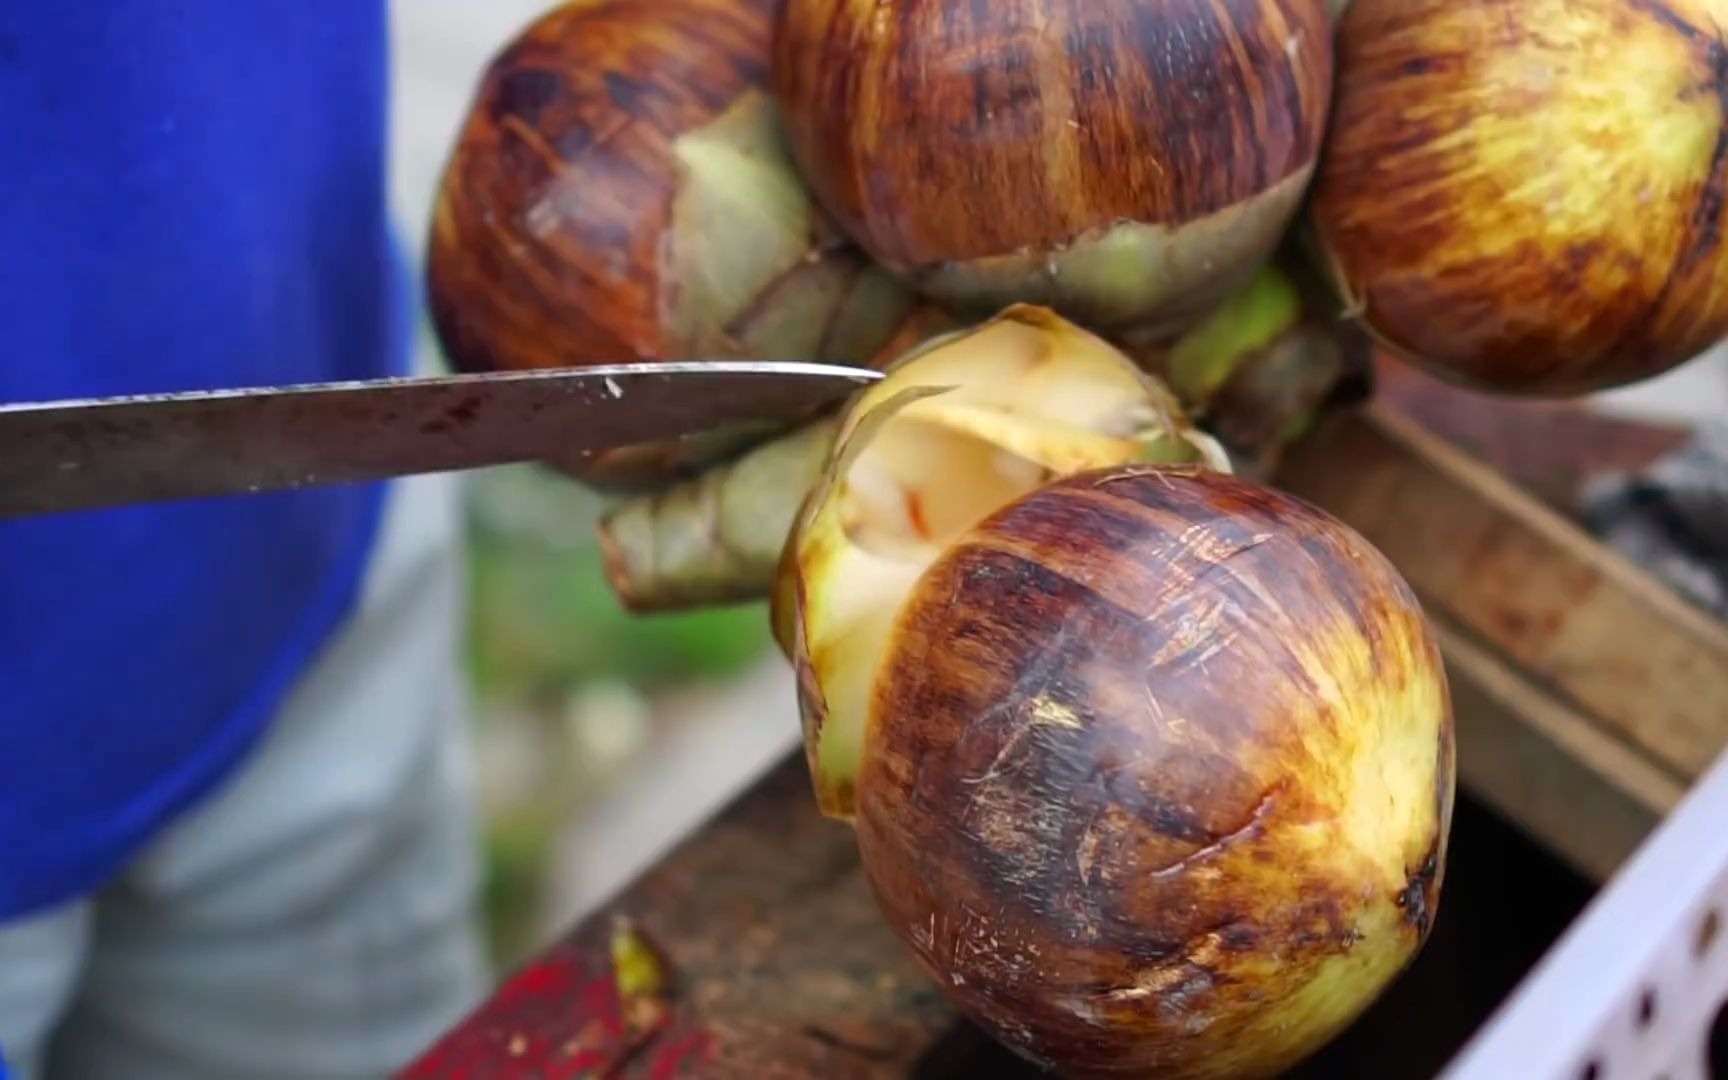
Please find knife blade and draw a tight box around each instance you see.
[0,360,883,518]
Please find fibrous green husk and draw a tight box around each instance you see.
[566,91,919,489]
[663,90,916,366]
[1127,253,1375,478]
[598,417,840,613]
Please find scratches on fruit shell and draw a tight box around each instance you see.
[1145,590,1241,674]
[909,896,1046,1001]
[1075,806,1106,886]
[1141,681,1168,725]
[1139,528,1267,692]
[1059,927,1235,1032]
[959,703,1045,789]
[1180,522,1274,566]
[1147,786,1277,879]
[1114,934,1230,1030]
[948,901,1035,984]
[910,910,936,953]
[960,621,1088,793]
[1108,960,1216,1013]
[1029,695,1085,729]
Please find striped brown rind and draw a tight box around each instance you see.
[854,465,1454,1078]
[425,0,916,491]
[771,0,1335,332]
[1308,0,1728,396]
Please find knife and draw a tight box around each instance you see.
[0,360,883,519]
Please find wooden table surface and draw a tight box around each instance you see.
[402,360,1726,1077]
[401,750,1599,1078]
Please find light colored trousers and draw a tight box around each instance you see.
[0,472,490,1079]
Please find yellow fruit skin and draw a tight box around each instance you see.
[1309,0,1728,395]
[852,465,1454,1079]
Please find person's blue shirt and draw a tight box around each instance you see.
[0,2,410,918]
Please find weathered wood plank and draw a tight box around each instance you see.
[1366,355,1691,512]
[403,756,953,1078]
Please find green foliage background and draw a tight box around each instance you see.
[459,461,773,963]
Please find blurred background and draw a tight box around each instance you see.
[384,0,1728,973]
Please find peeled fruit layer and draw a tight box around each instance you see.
[1309,0,1728,395]
[779,306,1227,818]
[851,466,1454,1078]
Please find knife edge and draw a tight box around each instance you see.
[0,360,883,517]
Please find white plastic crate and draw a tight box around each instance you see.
[1442,745,1728,1079]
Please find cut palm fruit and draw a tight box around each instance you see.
[772,304,1229,819]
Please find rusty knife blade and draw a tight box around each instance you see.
[0,360,883,518]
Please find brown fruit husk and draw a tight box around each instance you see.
[426,0,922,492]
[1308,0,1728,396]
[847,465,1453,1079]
[772,0,1335,336]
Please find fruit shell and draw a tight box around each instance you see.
[852,464,1455,1078]
[426,0,917,491]
[1307,0,1728,396]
